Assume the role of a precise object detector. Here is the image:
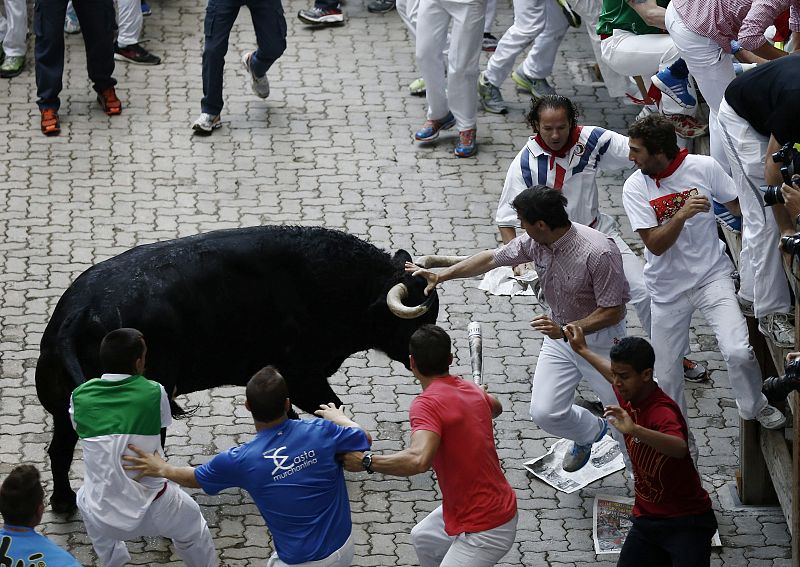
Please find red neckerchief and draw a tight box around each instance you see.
[649,148,688,187]
[535,126,582,168]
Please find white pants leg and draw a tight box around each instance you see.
[483,0,496,33]
[665,3,734,169]
[445,0,485,131]
[1,0,27,57]
[530,321,627,445]
[417,0,453,121]
[397,0,419,39]
[80,484,216,567]
[115,0,144,47]
[520,0,568,79]
[570,0,629,98]
[690,278,768,419]
[718,99,792,317]
[267,535,354,567]
[411,506,518,567]
[484,0,548,87]
[650,294,695,418]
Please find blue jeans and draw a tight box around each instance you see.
[617,509,717,567]
[201,0,287,115]
[34,0,117,110]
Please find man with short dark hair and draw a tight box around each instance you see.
[408,188,631,473]
[622,114,785,431]
[0,464,83,566]
[342,324,518,567]
[565,326,718,566]
[124,365,371,567]
[71,327,216,567]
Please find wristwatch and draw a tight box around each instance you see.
[361,452,374,474]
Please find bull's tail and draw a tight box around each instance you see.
[54,310,88,389]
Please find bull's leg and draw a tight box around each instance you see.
[289,380,343,416]
[48,410,78,514]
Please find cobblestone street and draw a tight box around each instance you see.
[0,0,794,564]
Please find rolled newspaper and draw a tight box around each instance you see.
[467,322,483,385]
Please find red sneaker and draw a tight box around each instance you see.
[97,86,122,116]
[40,108,61,136]
[663,113,708,139]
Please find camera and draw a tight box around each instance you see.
[763,357,800,403]
[772,142,800,185]
[764,184,785,206]
[780,233,800,256]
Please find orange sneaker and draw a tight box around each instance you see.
[40,108,61,136]
[97,86,122,115]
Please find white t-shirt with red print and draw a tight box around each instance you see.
[622,151,738,304]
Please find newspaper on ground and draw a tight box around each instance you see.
[478,266,538,296]
[592,494,723,554]
[523,436,624,494]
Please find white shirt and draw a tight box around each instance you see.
[495,126,632,228]
[70,373,173,531]
[622,154,737,304]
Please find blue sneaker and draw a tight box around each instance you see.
[651,67,696,109]
[141,0,152,15]
[562,417,608,473]
[414,112,455,142]
[714,199,741,233]
[454,128,477,158]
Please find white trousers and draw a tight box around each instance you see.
[485,0,568,85]
[484,0,496,34]
[267,535,354,567]
[599,29,686,115]
[665,3,734,169]
[116,0,144,47]
[411,506,518,567]
[718,99,792,318]
[79,484,217,567]
[417,0,486,131]
[0,0,27,57]
[571,0,629,98]
[530,320,629,460]
[651,277,768,421]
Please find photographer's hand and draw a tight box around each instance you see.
[781,180,800,220]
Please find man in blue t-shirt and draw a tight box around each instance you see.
[125,365,371,567]
[0,464,83,566]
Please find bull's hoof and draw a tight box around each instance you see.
[50,491,78,515]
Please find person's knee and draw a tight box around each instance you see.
[529,400,566,430]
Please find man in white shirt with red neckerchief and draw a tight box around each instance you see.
[621,113,786,433]
[496,95,707,382]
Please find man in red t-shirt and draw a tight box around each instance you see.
[343,324,518,566]
[564,324,717,565]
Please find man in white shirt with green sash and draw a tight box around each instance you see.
[70,328,215,567]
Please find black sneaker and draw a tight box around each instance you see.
[297,6,344,24]
[368,0,395,13]
[114,43,161,65]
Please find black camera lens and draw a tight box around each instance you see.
[764,185,785,206]
[780,233,800,255]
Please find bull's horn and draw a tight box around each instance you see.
[387,283,430,319]
[413,255,468,268]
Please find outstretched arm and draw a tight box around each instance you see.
[564,324,614,384]
[604,406,689,459]
[341,429,441,476]
[405,250,498,295]
[315,403,373,444]
[123,445,201,488]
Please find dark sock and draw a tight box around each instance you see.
[668,58,689,80]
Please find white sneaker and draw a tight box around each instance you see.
[242,52,270,98]
[758,312,794,348]
[191,113,221,135]
[755,404,786,430]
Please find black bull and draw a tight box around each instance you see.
[36,225,439,513]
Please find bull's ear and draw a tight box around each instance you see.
[392,249,413,264]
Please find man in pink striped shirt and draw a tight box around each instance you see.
[664,0,800,167]
[408,187,631,474]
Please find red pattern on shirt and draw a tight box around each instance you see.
[649,188,699,225]
[614,386,712,518]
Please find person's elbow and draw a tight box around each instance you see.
[409,453,434,474]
